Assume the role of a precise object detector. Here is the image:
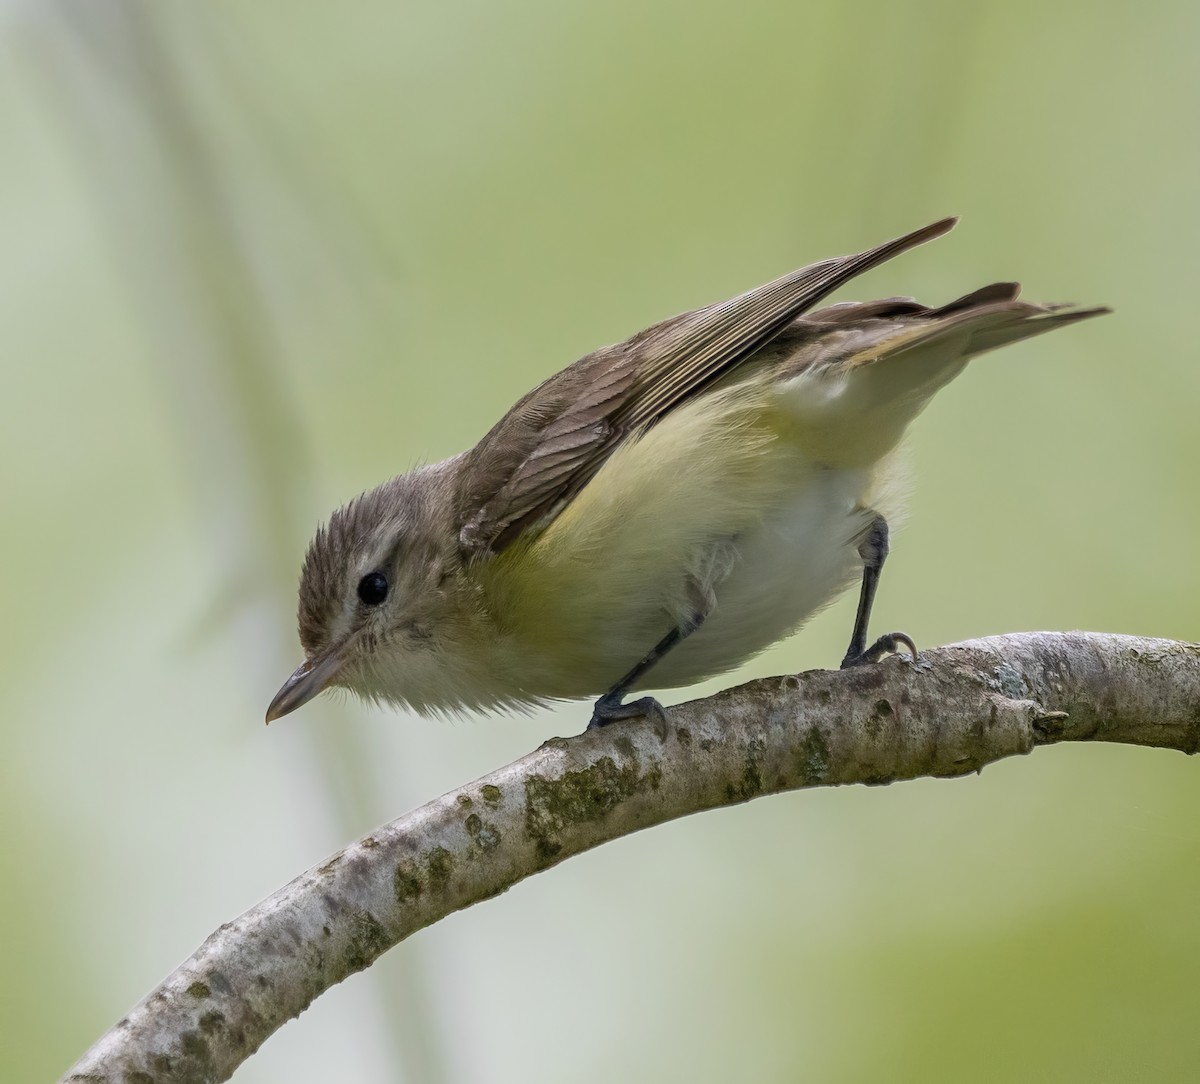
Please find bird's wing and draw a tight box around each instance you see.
[456,217,957,558]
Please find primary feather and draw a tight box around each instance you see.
[457,218,959,558]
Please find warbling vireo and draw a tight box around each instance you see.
[267,217,1106,729]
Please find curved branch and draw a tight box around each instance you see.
[63,632,1200,1083]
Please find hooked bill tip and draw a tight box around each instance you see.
[265,647,345,725]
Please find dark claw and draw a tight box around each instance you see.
[587,693,668,737]
[840,631,918,669]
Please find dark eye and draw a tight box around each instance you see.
[357,572,389,606]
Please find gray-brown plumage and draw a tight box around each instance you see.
[456,218,964,557]
[269,217,1108,726]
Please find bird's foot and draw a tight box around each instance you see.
[841,632,918,669]
[587,692,668,738]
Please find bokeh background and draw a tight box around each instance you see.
[3,2,1199,1081]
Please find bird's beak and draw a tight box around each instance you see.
[265,644,347,724]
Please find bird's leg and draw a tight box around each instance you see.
[840,512,918,668]
[588,580,712,733]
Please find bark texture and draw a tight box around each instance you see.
[63,632,1200,1083]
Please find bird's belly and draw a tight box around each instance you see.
[482,382,906,704]
[638,468,874,690]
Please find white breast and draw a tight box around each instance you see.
[641,463,885,689]
[473,380,910,708]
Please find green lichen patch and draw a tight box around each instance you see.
[524,754,662,865]
[797,726,831,785]
[465,813,502,851]
[178,1029,217,1079]
[993,662,1030,700]
[724,737,765,802]
[426,846,453,889]
[186,981,211,999]
[345,911,389,972]
[198,1010,226,1035]
[481,784,503,805]
[394,863,423,905]
[394,845,457,907]
[863,697,895,739]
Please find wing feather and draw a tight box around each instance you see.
[457,217,958,557]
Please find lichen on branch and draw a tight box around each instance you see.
[63,632,1200,1084]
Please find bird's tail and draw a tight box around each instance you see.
[775,285,1109,466]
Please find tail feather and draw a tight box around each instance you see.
[775,284,1110,467]
[842,295,1109,375]
[965,304,1110,356]
[934,281,1021,315]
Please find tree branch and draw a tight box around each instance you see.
[63,632,1200,1083]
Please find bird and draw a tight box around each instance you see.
[266,217,1107,730]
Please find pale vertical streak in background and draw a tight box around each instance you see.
[18,4,448,1081]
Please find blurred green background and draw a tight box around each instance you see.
[3,2,1198,1081]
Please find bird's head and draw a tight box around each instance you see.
[266,464,467,722]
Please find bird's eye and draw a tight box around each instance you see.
[357,572,389,606]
